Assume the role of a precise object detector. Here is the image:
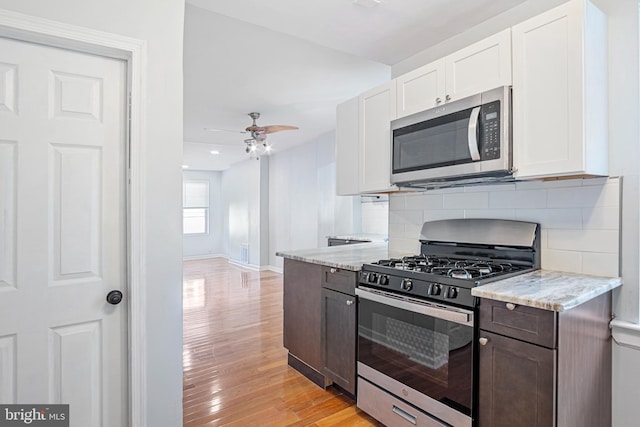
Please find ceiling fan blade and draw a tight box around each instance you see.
[205,127,247,134]
[246,125,299,134]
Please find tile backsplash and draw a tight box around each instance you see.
[388,177,621,278]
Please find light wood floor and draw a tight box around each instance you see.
[182,258,384,426]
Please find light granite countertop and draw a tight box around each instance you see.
[276,242,388,271]
[471,270,622,312]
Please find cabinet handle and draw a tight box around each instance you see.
[445,94,451,101]
[506,303,517,311]
[479,337,489,346]
[346,300,354,306]
[435,97,442,104]
[330,268,337,273]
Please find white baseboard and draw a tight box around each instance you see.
[182,253,226,261]
[266,265,283,274]
[611,319,640,350]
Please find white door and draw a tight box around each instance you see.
[0,36,128,426]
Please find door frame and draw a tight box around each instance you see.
[0,9,148,427]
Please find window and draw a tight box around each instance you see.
[183,180,209,235]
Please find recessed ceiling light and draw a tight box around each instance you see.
[354,0,381,8]
[182,165,190,169]
[210,150,220,155]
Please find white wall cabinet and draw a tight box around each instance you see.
[359,81,397,193]
[396,29,512,119]
[512,0,608,179]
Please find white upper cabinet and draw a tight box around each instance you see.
[336,97,359,196]
[512,0,608,179]
[396,29,512,119]
[359,81,397,193]
[396,59,446,119]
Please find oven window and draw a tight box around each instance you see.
[358,298,474,416]
[393,108,476,173]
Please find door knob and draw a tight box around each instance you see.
[106,290,123,305]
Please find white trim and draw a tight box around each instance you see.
[267,265,284,274]
[0,9,148,427]
[611,319,640,350]
[182,254,227,261]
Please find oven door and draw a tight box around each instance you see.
[356,287,475,426]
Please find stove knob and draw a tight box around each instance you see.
[378,275,389,286]
[401,279,413,291]
[445,287,458,299]
[367,273,378,283]
[429,284,441,296]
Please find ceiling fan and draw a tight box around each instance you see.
[205,112,298,158]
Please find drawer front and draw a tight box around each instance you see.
[479,298,556,348]
[357,378,449,427]
[321,266,357,295]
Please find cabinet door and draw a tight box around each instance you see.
[396,58,445,119]
[512,1,607,179]
[359,81,397,193]
[321,288,356,395]
[336,97,360,195]
[445,29,511,102]
[478,330,555,427]
[283,259,323,371]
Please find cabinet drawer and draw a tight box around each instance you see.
[479,298,556,348]
[321,266,357,295]
[357,378,449,427]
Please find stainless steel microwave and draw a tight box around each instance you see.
[391,86,512,188]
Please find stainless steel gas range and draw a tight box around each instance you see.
[356,218,540,427]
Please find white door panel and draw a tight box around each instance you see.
[0,36,127,426]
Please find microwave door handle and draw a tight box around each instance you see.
[468,106,481,161]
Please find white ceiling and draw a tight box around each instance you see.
[183,0,527,171]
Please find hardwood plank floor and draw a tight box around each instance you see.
[183,258,383,426]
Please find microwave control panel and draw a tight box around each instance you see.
[480,100,500,160]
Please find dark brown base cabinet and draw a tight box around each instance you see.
[283,259,358,395]
[321,266,357,395]
[478,293,612,427]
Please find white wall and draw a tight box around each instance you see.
[0,1,185,425]
[268,131,358,270]
[183,170,224,259]
[221,157,267,267]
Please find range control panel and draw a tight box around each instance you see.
[359,270,475,309]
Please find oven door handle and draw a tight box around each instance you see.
[356,287,473,326]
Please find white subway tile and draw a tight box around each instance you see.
[547,183,619,208]
[389,210,423,225]
[389,194,406,210]
[464,183,516,192]
[405,223,423,239]
[406,194,443,210]
[515,209,582,229]
[582,252,620,277]
[541,249,582,273]
[582,207,620,230]
[388,223,405,238]
[423,210,465,222]
[515,180,548,190]
[443,192,489,209]
[464,209,516,220]
[388,238,420,258]
[424,186,465,195]
[489,189,547,209]
[547,229,619,253]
